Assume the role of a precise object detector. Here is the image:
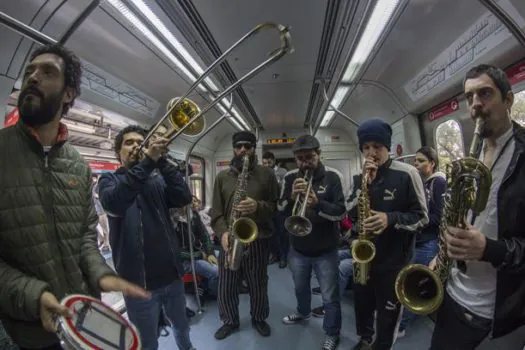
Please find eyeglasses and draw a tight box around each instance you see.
[234,143,253,150]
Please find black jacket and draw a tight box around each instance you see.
[481,122,525,339]
[417,172,446,244]
[98,156,192,290]
[279,164,346,256]
[347,159,429,271]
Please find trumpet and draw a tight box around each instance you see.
[137,22,293,154]
[284,170,313,237]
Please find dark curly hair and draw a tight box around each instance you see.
[114,125,146,161]
[28,44,82,115]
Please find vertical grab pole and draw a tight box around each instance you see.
[185,94,236,314]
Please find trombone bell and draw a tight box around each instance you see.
[166,98,206,137]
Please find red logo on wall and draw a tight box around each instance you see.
[4,107,19,127]
[506,59,525,85]
[88,161,120,171]
[428,98,459,121]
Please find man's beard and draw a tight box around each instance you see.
[231,153,256,171]
[18,87,64,126]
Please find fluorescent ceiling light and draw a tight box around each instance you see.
[320,0,400,128]
[107,0,251,131]
[227,116,244,130]
[320,86,350,127]
[341,0,400,83]
[63,120,96,134]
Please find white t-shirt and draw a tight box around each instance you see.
[447,126,514,319]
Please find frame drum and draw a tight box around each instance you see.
[56,294,141,350]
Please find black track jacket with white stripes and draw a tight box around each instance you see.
[346,159,428,271]
[279,164,346,256]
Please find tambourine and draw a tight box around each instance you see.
[56,294,141,350]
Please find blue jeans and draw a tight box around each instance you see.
[288,247,342,336]
[124,280,193,350]
[337,249,353,298]
[183,258,219,296]
[399,239,439,331]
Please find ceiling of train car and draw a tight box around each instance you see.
[190,0,325,131]
[339,0,525,127]
[0,0,247,157]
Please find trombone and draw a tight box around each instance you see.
[137,22,293,153]
[284,170,313,237]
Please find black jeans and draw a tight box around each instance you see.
[271,211,289,262]
[430,291,492,350]
[353,269,403,350]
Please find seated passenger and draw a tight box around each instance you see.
[173,196,219,299]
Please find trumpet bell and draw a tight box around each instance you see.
[166,97,206,137]
[351,239,375,264]
[232,217,259,243]
[394,264,444,315]
[284,215,312,237]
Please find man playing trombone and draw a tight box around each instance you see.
[211,131,279,340]
[98,125,195,350]
[280,135,346,350]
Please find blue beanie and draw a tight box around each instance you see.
[357,118,392,151]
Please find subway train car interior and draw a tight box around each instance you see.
[1,0,525,349]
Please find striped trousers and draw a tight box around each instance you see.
[218,238,270,325]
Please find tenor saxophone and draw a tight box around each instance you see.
[225,155,259,271]
[352,169,377,285]
[394,118,492,315]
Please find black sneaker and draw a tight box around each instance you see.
[311,287,321,295]
[352,339,372,350]
[214,323,239,340]
[312,306,325,318]
[252,319,271,337]
[322,335,340,350]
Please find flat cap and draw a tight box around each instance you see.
[292,134,320,153]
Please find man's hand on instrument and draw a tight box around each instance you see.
[207,254,218,266]
[306,189,318,208]
[99,275,151,299]
[221,232,229,252]
[236,197,258,215]
[363,157,378,184]
[429,256,437,271]
[363,210,388,234]
[291,177,308,200]
[445,223,486,261]
[39,291,73,332]
[144,137,169,162]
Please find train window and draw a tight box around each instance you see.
[511,90,525,126]
[435,119,465,172]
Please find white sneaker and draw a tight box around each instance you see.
[282,312,311,324]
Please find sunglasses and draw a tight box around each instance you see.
[234,143,253,150]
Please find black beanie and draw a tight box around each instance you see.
[232,131,256,147]
[357,118,392,151]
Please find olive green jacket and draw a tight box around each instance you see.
[210,162,279,239]
[0,123,115,348]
